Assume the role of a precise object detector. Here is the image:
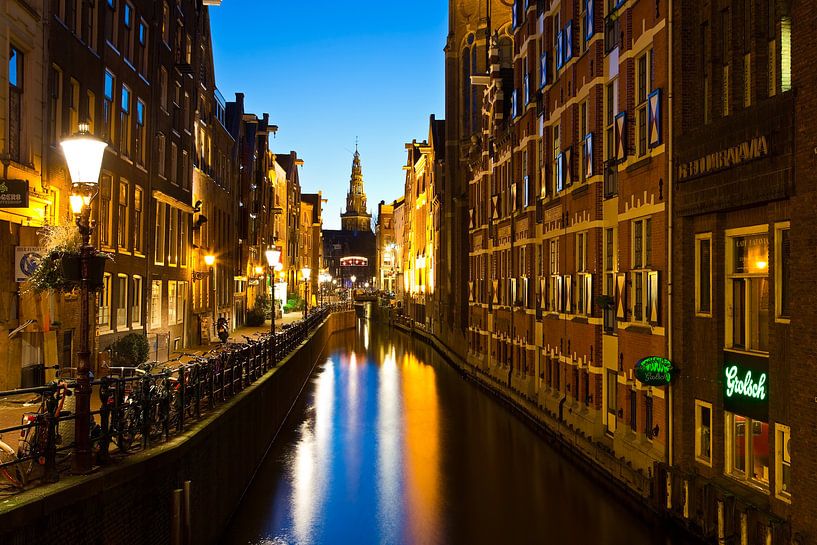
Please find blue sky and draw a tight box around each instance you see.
[210,1,447,230]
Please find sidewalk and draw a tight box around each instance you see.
[0,311,310,451]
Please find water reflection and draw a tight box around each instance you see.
[223,321,698,545]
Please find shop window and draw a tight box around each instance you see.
[725,412,769,488]
[775,423,791,501]
[695,400,713,465]
[726,230,769,352]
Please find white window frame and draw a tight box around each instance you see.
[725,226,770,354]
[131,275,143,327]
[695,399,713,466]
[774,222,790,323]
[631,218,652,323]
[168,280,177,324]
[577,272,592,316]
[150,280,162,329]
[724,411,770,489]
[695,233,713,316]
[98,273,112,329]
[775,423,791,502]
[116,274,128,328]
[635,48,652,158]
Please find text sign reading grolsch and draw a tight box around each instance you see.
[724,365,767,402]
[722,352,770,421]
[634,356,673,386]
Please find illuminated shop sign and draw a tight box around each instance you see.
[0,179,29,208]
[722,351,769,421]
[634,356,673,386]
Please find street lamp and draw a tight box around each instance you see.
[265,248,281,341]
[61,123,107,473]
[301,267,311,318]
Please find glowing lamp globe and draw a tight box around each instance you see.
[60,124,107,187]
[265,248,281,267]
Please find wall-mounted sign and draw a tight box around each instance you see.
[723,351,769,421]
[0,179,29,208]
[677,136,769,182]
[15,246,42,282]
[634,356,673,386]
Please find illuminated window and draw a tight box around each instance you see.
[775,424,791,501]
[99,273,112,328]
[695,400,713,465]
[725,412,769,488]
[726,229,769,352]
[117,180,129,249]
[133,186,143,254]
[120,85,131,157]
[150,280,162,329]
[131,275,142,326]
[116,274,128,328]
[99,174,113,247]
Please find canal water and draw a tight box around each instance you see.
[222,319,697,545]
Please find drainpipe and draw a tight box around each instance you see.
[667,0,675,472]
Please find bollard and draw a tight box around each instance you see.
[183,480,192,545]
[171,488,183,545]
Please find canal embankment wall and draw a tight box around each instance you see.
[0,310,356,545]
[386,311,667,525]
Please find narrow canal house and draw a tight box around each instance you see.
[464,0,670,482]
[669,0,795,541]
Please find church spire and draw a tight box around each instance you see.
[341,141,372,232]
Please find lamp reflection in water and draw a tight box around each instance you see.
[377,346,401,544]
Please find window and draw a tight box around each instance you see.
[155,202,166,264]
[780,17,791,92]
[99,174,113,247]
[606,370,618,434]
[631,218,652,322]
[576,232,588,272]
[86,90,95,134]
[636,49,652,157]
[696,234,712,315]
[49,65,62,146]
[99,273,111,328]
[775,224,790,320]
[168,281,177,324]
[605,79,618,161]
[133,186,143,253]
[103,70,114,142]
[150,280,162,329]
[117,180,129,249]
[135,99,145,165]
[548,239,562,312]
[159,67,168,110]
[176,281,187,324]
[725,412,769,488]
[137,19,147,74]
[157,133,166,178]
[131,275,142,326]
[170,142,178,184]
[552,124,560,193]
[104,0,117,46]
[179,211,188,267]
[775,424,791,501]
[122,2,133,60]
[168,207,178,266]
[696,400,713,465]
[8,46,23,162]
[116,274,128,328]
[604,227,617,332]
[629,389,637,431]
[69,78,80,134]
[579,100,590,182]
[84,0,98,50]
[120,85,131,157]
[726,230,769,352]
[162,2,170,44]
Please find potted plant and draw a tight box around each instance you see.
[26,224,111,293]
[108,333,150,367]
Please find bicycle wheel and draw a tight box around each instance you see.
[0,439,26,488]
[114,406,138,451]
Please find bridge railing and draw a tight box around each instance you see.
[0,301,353,492]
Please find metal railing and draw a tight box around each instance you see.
[0,302,353,492]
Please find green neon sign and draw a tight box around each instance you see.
[634,356,673,386]
[724,365,767,401]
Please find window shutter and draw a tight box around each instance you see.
[556,29,563,69]
[511,182,518,212]
[540,52,549,88]
[564,274,573,313]
[469,208,475,229]
[648,270,660,323]
[648,89,662,148]
[616,272,627,319]
[614,111,627,161]
[584,273,593,315]
[539,276,546,308]
[584,133,593,178]
[469,281,474,302]
[510,277,517,306]
[564,21,574,63]
[585,0,594,41]
[492,280,499,304]
[564,147,573,186]
[492,194,499,220]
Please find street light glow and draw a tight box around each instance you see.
[60,124,108,187]
[204,254,216,266]
[265,248,282,267]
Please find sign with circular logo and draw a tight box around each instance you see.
[634,356,673,386]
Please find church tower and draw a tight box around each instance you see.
[340,144,372,232]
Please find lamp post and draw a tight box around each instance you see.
[62,123,107,473]
[265,248,281,336]
[301,267,311,318]
[204,254,216,332]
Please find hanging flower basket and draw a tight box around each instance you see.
[60,253,108,290]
